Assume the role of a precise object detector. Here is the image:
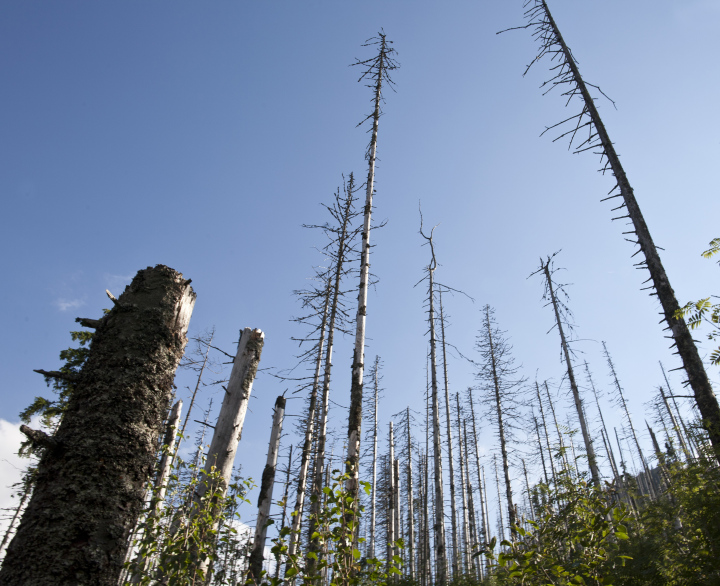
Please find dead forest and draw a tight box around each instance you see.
[2,2,720,586]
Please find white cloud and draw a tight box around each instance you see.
[104,273,134,297]
[0,420,31,545]
[53,298,86,312]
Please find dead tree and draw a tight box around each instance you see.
[366,357,382,559]
[249,396,286,583]
[475,305,523,534]
[454,393,471,574]
[1,265,195,586]
[466,387,490,573]
[387,422,396,570]
[419,217,448,584]
[533,256,600,486]
[307,177,361,568]
[187,327,264,580]
[603,342,655,499]
[405,407,416,581]
[274,445,293,580]
[512,0,720,461]
[346,31,398,497]
[439,291,459,577]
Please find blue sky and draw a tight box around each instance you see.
[1,0,719,542]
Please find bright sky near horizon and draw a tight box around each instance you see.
[1,0,719,545]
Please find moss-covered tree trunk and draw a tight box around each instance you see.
[0,265,195,586]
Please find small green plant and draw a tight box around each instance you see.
[675,237,720,365]
[481,474,631,586]
[264,467,402,586]
[125,458,253,585]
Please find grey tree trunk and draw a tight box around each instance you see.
[439,292,459,578]
[175,329,213,462]
[603,342,655,499]
[1,265,195,586]
[532,0,720,462]
[346,33,396,496]
[190,327,264,578]
[482,307,517,532]
[368,358,380,559]
[543,381,571,472]
[274,445,293,580]
[129,400,184,584]
[387,423,396,571]
[153,400,183,509]
[422,228,448,585]
[540,260,600,486]
[393,457,401,565]
[287,279,330,564]
[467,388,489,573]
[455,393,471,574]
[250,396,286,583]
[405,407,415,581]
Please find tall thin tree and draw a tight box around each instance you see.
[514,0,720,461]
[346,32,399,496]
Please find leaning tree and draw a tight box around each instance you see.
[505,0,720,461]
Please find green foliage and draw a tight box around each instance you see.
[482,473,631,586]
[613,459,720,585]
[124,457,253,586]
[675,237,720,365]
[20,329,94,434]
[266,469,401,586]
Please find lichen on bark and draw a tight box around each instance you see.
[0,265,195,586]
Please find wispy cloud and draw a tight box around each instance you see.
[54,298,85,312]
[104,273,134,297]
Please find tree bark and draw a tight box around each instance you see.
[387,423,396,571]
[0,265,195,586]
[455,393,471,574]
[250,396,286,583]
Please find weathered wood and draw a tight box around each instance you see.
[190,327,264,577]
[455,393,471,573]
[387,423,396,571]
[249,396,286,583]
[0,265,195,586]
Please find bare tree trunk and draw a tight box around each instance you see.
[603,342,655,499]
[543,381,571,472]
[287,281,330,564]
[175,329,213,461]
[387,423,396,572]
[346,32,397,495]
[275,445,293,580]
[462,420,481,580]
[250,396,286,583]
[1,265,195,586]
[532,414,550,487]
[405,408,415,581]
[367,357,380,559]
[421,225,448,585]
[493,456,506,543]
[531,0,720,462]
[482,307,517,532]
[129,400,184,584]
[439,292,459,578]
[393,457,401,565]
[467,388,489,573]
[190,327,264,578]
[540,260,600,486]
[455,394,471,574]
